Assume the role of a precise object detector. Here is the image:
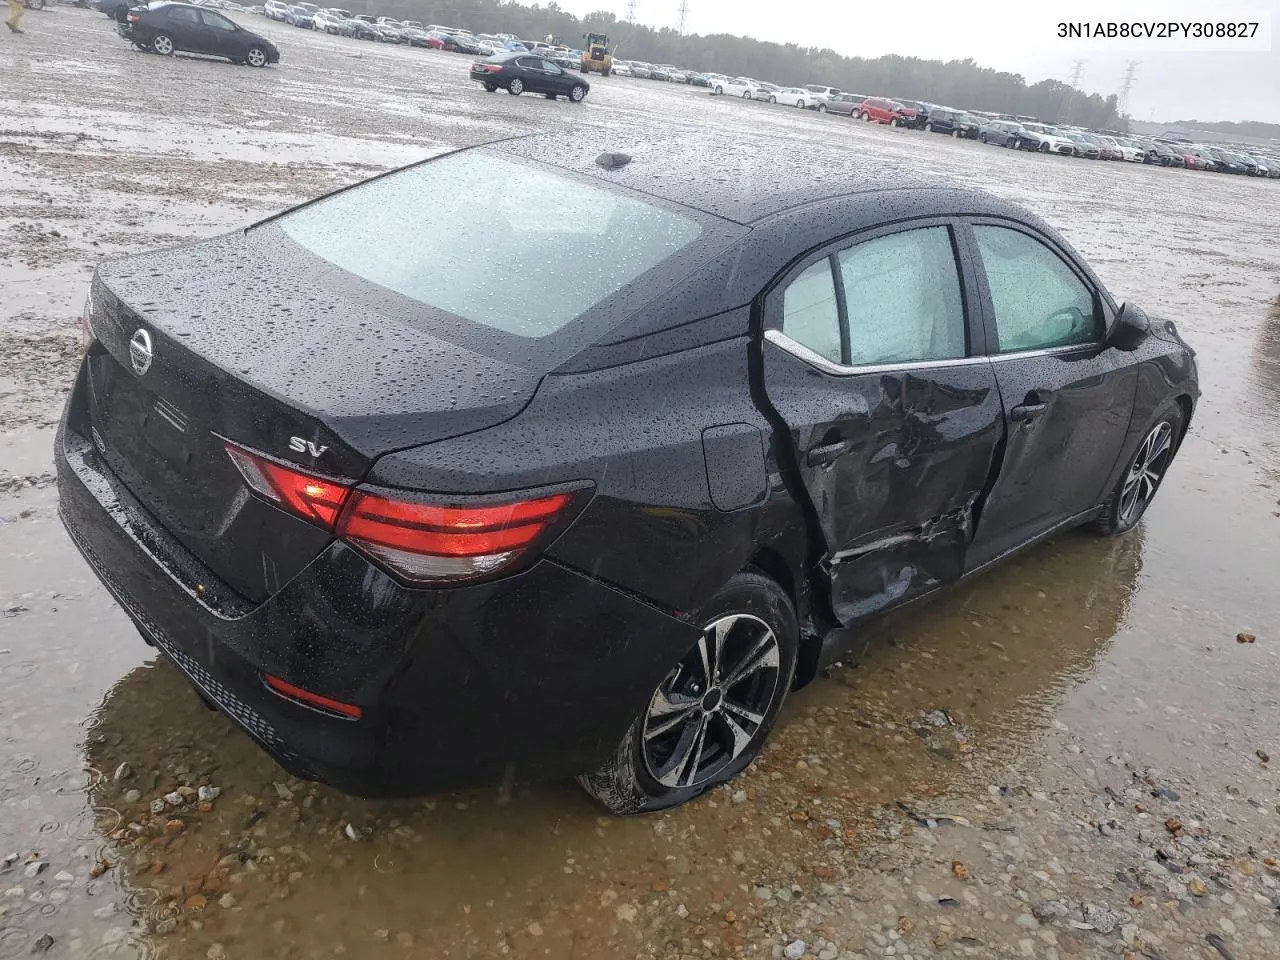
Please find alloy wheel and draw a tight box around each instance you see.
[508,78,523,95]
[641,614,782,790]
[1118,421,1174,525]
[153,34,174,55]
[246,46,266,67]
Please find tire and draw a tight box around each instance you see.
[859,111,869,121]
[577,570,799,815]
[890,117,900,127]
[544,92,556,99]
[714,85,723,95]
[1092,404,1184,536]
[152,33,174,55]
[569,84,586,102]
[979,133,988,143]
[742,91,751,99]
[1039,142,1050,153]
[245,45,268,67]
[816,103,826,113]
[1012,138,1023,150]
[952,129,960,138]
[507,77,523,95]
[925,122,933,132]
[484,82,496,92]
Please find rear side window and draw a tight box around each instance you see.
[781,260,841,364]
[836,227,966,364]
[973,226,1098,352]
[274,152,702,339]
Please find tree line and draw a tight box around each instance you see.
[353,0,1123,128]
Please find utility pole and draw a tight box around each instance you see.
[676,0,688,34]
[624,0,636,22]
[1117,60,1140,118]
[1061,59,1086,122]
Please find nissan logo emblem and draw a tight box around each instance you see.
[129,328,153,376]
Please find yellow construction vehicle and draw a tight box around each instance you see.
[580,33,613,77]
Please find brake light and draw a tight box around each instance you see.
[224,443,350,527]
[336,488,581,583]
[474,63,501,72]
[264,674,362,719]
[127,12,139,20]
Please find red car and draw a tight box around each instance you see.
[857,97,916,127]
[1181,152,1206,170]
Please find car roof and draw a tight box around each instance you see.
[487,131,1010,225]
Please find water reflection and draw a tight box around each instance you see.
[72,527,1145,959]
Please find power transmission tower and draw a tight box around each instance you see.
[1068,59,1086,88]
[1061,59,1086,122]
[676,0,689,34]
[1117,60,1140,117]
[625,0,636,22]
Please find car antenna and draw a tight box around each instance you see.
[595,152,632,170]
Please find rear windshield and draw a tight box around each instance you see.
[274,152,703,339]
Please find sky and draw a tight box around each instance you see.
[555,0,1280,124]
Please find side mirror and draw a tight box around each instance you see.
[1107,302,1150,351]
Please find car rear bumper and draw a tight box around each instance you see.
[55,368,699,796]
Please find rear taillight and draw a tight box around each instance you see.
[224,442,587,584]
[336,488,582,583]
[474,63,501,72]
[127,12,139,21]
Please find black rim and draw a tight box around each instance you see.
[641,614,781,789]
[1119,421,1174,524]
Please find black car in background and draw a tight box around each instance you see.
[924,107,980,138]
[59,132,1196,815]
[896,99,930,128]
[1142,141,1186,167]
[339,17,377,39]
[470,52,589,101]
[95,0,133,21]
[124,1,279,65]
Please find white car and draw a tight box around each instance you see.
[771,87,825,110]
[1020,122,1078,155]
[263,0,289,19]
[612,60,633,77]
[1102,136,1145,162]
[711,76,759,99]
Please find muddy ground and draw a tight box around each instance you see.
[3,8,1280,960]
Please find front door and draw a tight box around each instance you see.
[761,222,1005,625]
[963,221,1137,568]
[164,5,212,53]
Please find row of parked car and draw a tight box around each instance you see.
[693,79,1280,179]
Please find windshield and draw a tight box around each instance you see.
[274,152,704,340]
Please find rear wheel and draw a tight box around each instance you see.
[859,111,870,121]
[483,82,496,92]
[1012,137,1023,150]
[245,45,268,67]
[569,84,586,102]
[1039,142,1050,153]
[1092,406,1184,535]
[151,33,174,55]
[952,129,960,138]
[578,570,798,815]
[816,103,826,113]
[714,85,723,95]
[890,117,900,127]
[924,122,933,131]
[507,77,523,95]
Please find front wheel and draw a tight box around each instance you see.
[152,33,174,55]
[816,103,826,113]
[507,77,523,95]
[1092,408,1184,535]
[952,129,960,138]
[979,133,988,142]
[714,85,723,95]
[1012,138,1023,150]
[578,570,798,814]
[859,111,870,121]
[245,45,268,67]
[925,122,933,132]
[1039,142,1051,153]
[569,84,586,102]
[890,117,900,127]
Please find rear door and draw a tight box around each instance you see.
[961,220,1137,568]
[761,221,1004,625]
[164,5,212,52]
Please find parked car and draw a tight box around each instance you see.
[470,52,590,101]
[1016,123,1077,156]
[686,72,711,87]
[123,0,279,65]
[374,23,404,43]
[857,97,913,126]
[710,77,759,99]
[629,62,655,79]
[338,16,377,39]
[977,119,1024,147]
[449,33,483,55]
[824,92,865,116]
[611,60,633,77]
[771,87,820,109]
[402,26,432,46]
[895,100,929,129]
[923,107,979,138]
[313,8,347,33]
[60,131,1197,813]
[1204,148,1245,173]
[283,2,315,27]
[95,0,133,20]
[1239,153,1268,176]
[262,0,286,18]
[1107,137,1146,163]
[1142,141,1186,167]
[802,84,841,104]
[1063,133,1101,159]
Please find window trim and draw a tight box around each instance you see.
[762,217,980,374]
[959,217,1115,357]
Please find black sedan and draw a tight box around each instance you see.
[124,1,279,65]
[58,132,1196,814]
[924,107,980,138]
[338,17,376,40]
[470,52,589,101]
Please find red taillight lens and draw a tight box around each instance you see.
[264,674,362,719]
[224,443,350,527]
[127,12,139,20]
[337,489,580,583]
[474,63,501,72]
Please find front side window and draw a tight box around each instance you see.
[274,152,703,340]
[836,227,966,365]
[201,10,235,28]
[781,260,841,364]
[973,225,1098,352]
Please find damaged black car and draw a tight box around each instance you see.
[56,132,1198,814]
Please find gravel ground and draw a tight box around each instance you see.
[2,8,1280,960]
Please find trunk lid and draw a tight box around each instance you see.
[85,231,538,602]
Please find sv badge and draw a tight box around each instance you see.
[288,437,329,458]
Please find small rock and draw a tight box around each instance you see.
[784,939,807,960]
[754,886,774,901]
[526,922,543,937]
[343,824,366,842]
[164,792,184,807]
[818,948,838,960]
[1258,750,1271,764]
[731,790,747,806]
[31,933,55,954]
[1189,877,1208,896]
[217,893,236,909]
[150,799,166,815]
[198,786,222,803]
[124,789,142,804]
[1205,932,1237,960]
[1016,914,1040,929]
[1236,632,1256,644]
[273,782,294,801]
[675,903,688,918]
[53,871,74,883]
[206,945,227,960]
[395,932,414,949]
[1165,817,1183,834]
[185,894,208,912]
[1152,786,1180,802]
[113,762,132,782]
[373,929,389,942]
[615,903,637,923]
[23,861,48,879]
[952,861,969,880]
[1082,903,1128,935]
